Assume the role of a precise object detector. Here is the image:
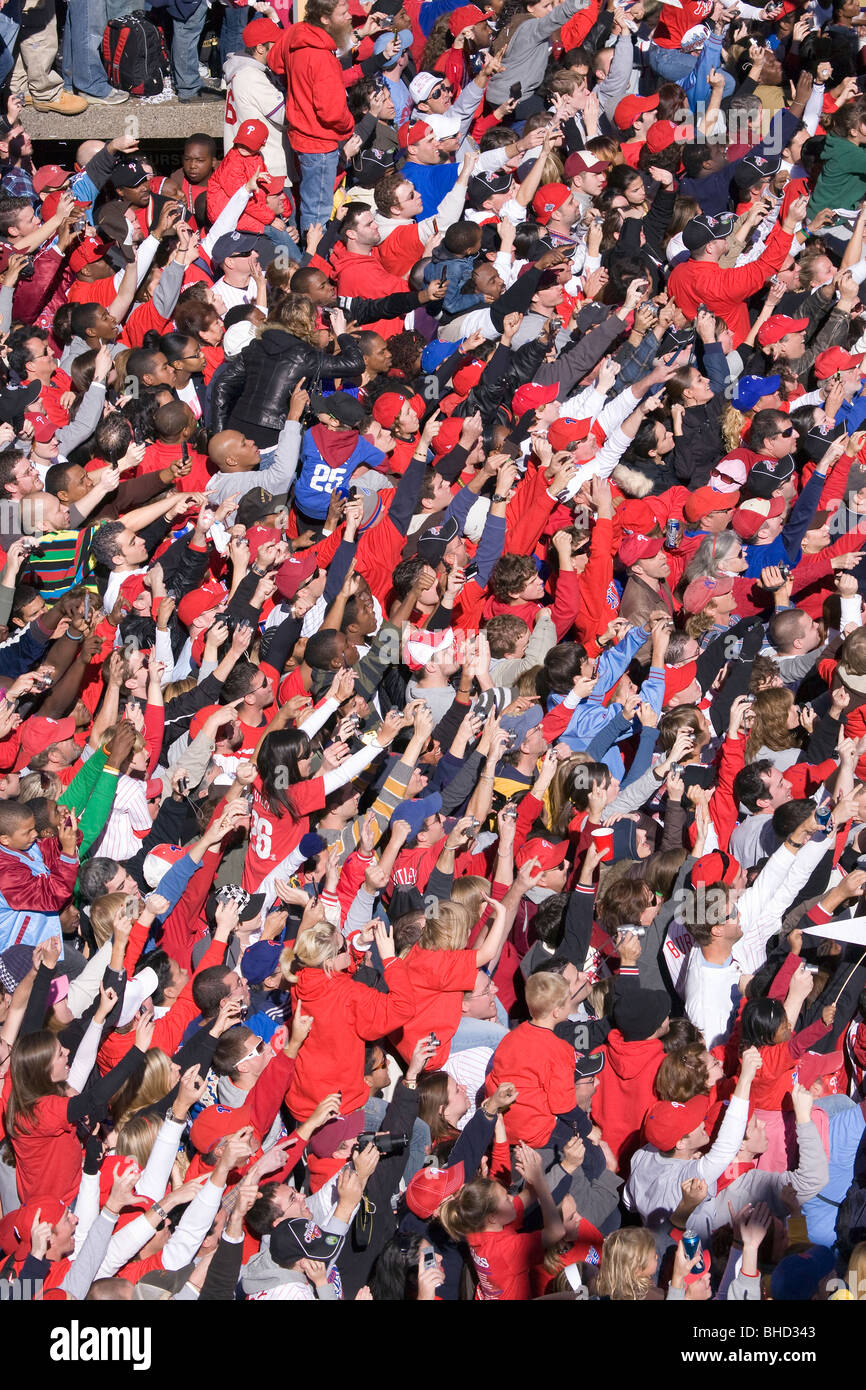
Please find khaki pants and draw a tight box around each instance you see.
[11,0,62,102]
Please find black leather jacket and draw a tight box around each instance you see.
[222,328,365,440]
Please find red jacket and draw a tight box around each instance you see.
[592,1029,664,1172]
[668,221,793,347]
[206,146,274,232]
[274,22,353,154]
[286,958,415,1120]
[329,240,407,337]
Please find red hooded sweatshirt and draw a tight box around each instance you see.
[591,1030,665,1173]
[274,23,353,154]
[206,146,274,232]
[286,958,415,1120]
[329,240,407,338]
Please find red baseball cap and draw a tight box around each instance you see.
[32,164,71,195]
[532,181,571,225]
[28,411,57,444]
[690,850,741,886]
[515,837,569,872]
[17,714,76,770]
[644,1095,709,1150]
[796,1049,845,1089]
[683,485,739,525]
[452,361,484,396]
[177,579,227,630]
[513,381,558,417]
[449,4,492,34]
[189,1102,257,1154]
[619,532,663,567]
[246,524,281,561]
[613,93,659,131]
[731,495,785,540]
[373,391,419,429]
[814,346,865,380]
[645,120,678,154]
[548,416,592,451]
[405,1161,466,1217]
[756,314,809,348]
[682,574,734,614]
[398,120,433,150]
[233,119,268,152]
[431,417,463,456]
[69,234,111,273]
[275,549,319,601]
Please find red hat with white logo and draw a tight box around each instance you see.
[515,836,569,871]
[513,381,558,417]
[233,119,268,152]
[532,181,571,225]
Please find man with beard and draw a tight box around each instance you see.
[275,0,355,233]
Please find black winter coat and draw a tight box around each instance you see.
[225,328,365,444]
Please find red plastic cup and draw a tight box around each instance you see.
[592,827,614,862]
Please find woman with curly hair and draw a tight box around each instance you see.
[744,686,809,768]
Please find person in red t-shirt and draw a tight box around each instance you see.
[440,1143,568,1300]
[485,971,582,1148]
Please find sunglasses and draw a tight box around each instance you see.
[775,426,795,438]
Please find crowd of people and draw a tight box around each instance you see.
[3,0,866,1310]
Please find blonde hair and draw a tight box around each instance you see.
[450,877,490,935]
[90,892,131,949]
[280,922,341,983]
[114,1112,161,1168]
[847,1242,866,1299]
[597,1228,658,1301]
[418,899,472,952]
[525,971,569,1019]
[164,676,197,702]
[111,1048,174,1126]
[19,771,62,802]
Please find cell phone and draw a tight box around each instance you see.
[83,593,91,622]
[510,81,521,100]
[805,963,820,974]
[422,1249,438,1273]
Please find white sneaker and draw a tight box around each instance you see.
[86,89,130,105]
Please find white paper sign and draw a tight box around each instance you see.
[803,918,866,947]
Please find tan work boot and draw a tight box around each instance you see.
[33,91,88,115]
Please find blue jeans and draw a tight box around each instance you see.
[263,220,302,263]
[62,0,114,96]
[0,0,20,87]
[451,1015,508,1055]
[171,0,208,100]
[647,44,699,83]
[219,1,248,64]
[297,149,339,235]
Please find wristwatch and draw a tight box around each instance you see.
[492,493,509,503]
[403,1079,417,1090]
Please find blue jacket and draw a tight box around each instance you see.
[403,160,460,220]
[744,465,825,577]
[294,431,385,521]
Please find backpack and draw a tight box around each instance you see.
[102,11,169,97]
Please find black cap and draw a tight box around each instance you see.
[271,1217,343,1267]
[236,487,288,526]
[0,379,40,424]
[733,152,782,189]
[211,230,259,262]
[310,391,366,428]
[682,212,737,253]
[204,883,265,928]
[745,453,795,499]
[574,1049,605,1080]
[112,160,148,189]
[467,170,511,204]
[417,514,459,566]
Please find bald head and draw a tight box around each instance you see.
[207,430,260,472]
[76,140,106,168]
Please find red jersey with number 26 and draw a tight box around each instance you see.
[242,775,326,892]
